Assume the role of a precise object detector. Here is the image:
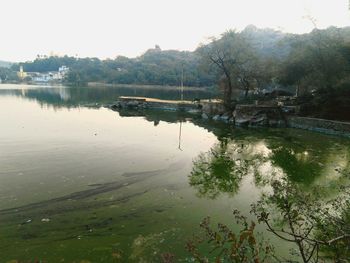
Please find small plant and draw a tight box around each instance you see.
[186,210,274,263]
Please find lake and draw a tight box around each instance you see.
[0,84,349,262]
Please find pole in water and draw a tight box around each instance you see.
[181,63,184,101]
[178,121,183,151]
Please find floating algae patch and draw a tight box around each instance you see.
[129,229,180,262]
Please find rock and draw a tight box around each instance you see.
[126,101,140,108]
[212,115,221,121]
[250,114,268,127]
[110,103,121,110]
[234,105,286,127]
[188,109,201,114]
[235,118,250,126]
[201,101,226,116]
[220,113,231,122]
[201,113,209,119]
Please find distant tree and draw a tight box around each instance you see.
[278,28,350,95]
[0,67,19,82]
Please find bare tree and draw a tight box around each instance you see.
[198,30,260,108]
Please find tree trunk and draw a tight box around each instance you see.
[223,69,233,109]
[244,88,248,98]
[242,78,250,98]
[296,83,300,97]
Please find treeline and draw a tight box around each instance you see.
[276,27,350,120]
[0,67,19,82]
[10,47,216,87]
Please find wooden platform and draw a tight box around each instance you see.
[118,96,194,105]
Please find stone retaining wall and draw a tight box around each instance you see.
[287,116,350,137]
[234,105,286,127]
[201,101,226,116]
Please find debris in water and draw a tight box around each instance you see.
[23,219,32,224]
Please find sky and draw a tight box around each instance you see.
[0,0,349,62]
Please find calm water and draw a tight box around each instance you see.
[0,84,349,262]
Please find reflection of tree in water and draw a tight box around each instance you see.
[189,130,350,199]
[189,134,286,199]
[268,134,350,185]
[189,138,248,199]
[189,134,350,261]
[270,147,323,184]
[0,86,214,109]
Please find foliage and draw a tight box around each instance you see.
[188,133,350,262]
[9,49,216,87]
[298,81,350,121]
[187,179,349,263]
[186,210,274,263]
[197,26,350,119]
[252,179,350,263]
[0,67,19,82]
[277,27,350,94]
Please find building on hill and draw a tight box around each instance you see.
[17,66,28,80]
[19,66,70,83]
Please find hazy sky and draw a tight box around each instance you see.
[1,0,349,62]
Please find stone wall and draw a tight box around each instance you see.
[234,105,286,127]
[201,101,226,116]
[287,116,350,137]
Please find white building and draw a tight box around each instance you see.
[29,65,69,83]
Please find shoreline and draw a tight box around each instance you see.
[109,97,350,138]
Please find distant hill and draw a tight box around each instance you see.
[0,60,13,68]
[240,25,290,58]
[240,25,350,59]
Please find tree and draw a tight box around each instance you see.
[0,67,19,82]
[198,30,261,108]
[278,28,350,95]
[187,179,349,263]
[252,179,350,263]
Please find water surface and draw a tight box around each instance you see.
[0,84,349,262]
